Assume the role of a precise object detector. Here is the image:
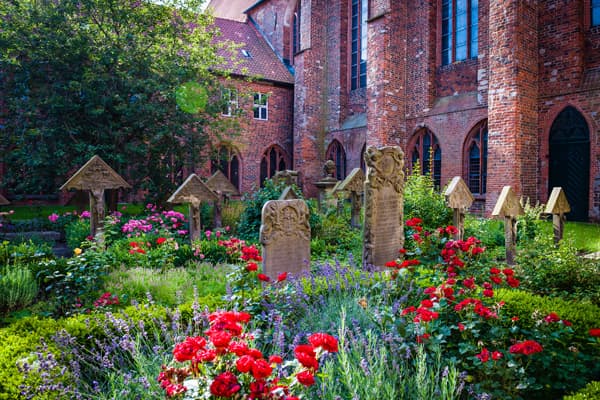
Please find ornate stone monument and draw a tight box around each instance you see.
[314,160,339,211]
[362,146,405,268]
[168,174,218,241]
[335,168,365,228]
[260,199,311,279]
[206,170,240,228]
[544,187,571,244]
[60,155,131,238]
[444,176,474,241]
[491,186,524,265]
[278,186,300,200]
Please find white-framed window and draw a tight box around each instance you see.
[253,93,268,120]
[221,88,238,116]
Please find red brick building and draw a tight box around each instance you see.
[213,0,600,221]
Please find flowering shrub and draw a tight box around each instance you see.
[377,217,598,399]
[158,310,337,399]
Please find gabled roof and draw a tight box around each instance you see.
[214,18,294,85]
[207,0,255,22]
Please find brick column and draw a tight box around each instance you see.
[487,0,539,214]
[366,1,407,147]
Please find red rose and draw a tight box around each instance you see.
[476,348,490,363]
[589,328,600,337]
[246,262,259,271]
[236,355,254,373]
[492,351,503,360]
[483,288,494,298]
[210,372,241,397]
[195,349,217,362]
[544,312,561,323]
[490,276,503,284]
[294,345,318,370]
[420,299,434,308]
[490,267,501,275]
[251,358,273,380]
[509,340,543,355]
[308,333,339,353]
[277,272,288,282]
[156,237,167,245]
[258,274,270,282]
[296,370,315,386]
[173,336,206,362]
[502,268,514,275]
[269,355,283,364]
[229,341,249,356]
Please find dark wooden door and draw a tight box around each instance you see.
[548,107,590,221]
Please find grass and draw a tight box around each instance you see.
[539,220,600,252]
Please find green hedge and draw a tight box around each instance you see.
[564,381,600,399]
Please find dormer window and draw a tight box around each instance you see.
[241,49,252,58]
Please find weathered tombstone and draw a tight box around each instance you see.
[444,176,474,241]
[335,168,365,228]
[60,155,131,239]
[362,146,405,268]
[544,187,571,244]
[260,199,311,279]
[0,194,9,206]
[272,170,299,187]
[206,170,239,228]
[314,160,339,211]
[491,186,524,265]
[279,186,299,200]
[168,174,218,241]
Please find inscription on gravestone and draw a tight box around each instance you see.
[260,199,311,279]
[362,146,405,268]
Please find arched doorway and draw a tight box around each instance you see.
[548,107,590,221]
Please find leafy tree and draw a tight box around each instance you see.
[0,0,239,203]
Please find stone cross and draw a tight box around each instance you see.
[544,187,571,244]
[60,155,131,239]
[444,176,474,241]
[491,186,524,265]
[362,146,405,268]
[206,170,239,228]
[335,168,365,228]
[260,199,311,280]
[168,174,218,241]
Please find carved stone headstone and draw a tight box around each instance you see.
[260,199,311,279]
[491,186,524,265]
[362,146,405,268]
[272,170,299,187]
[60,155,131,239]
[444,176,474,241]
[544,187,571,244]
[168,174,218,241]
[0,194,9,206]
[206,170,240,228]
[279,186,299,200]
[314,161,339,211]
[335,168,365,228]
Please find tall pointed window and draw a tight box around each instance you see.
[410,129,442,189]
[464,121,488,195]
[292,1,302,56]
[351,0,368,90]
[260,145,289,186]
[211,146,241,190]
[593,0,600,26]
[326,140,347,180]
[442,0,478,65]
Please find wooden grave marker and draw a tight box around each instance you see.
[206,170,239,228]
[335,168,365,228]
[444,176,474,241]
[544,187,571,244]
[491,186,524,265]
[362,146,405,268]
[168,174,218,241]
[60,155,131,239]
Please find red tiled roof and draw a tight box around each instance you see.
[207,0,255,22]
[213,18,294,85]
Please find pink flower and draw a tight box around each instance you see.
[80,211,91,218]
[48,213,59,223]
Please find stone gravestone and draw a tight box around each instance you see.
[60,155,131,239]
[491,186,524,265]
[279,186,299,200]
[444,176,474,241]
[335,168,365,228]
[168,174,218,241]
[272,170,299,187]
[314,160,339,211]
[544,187,571,244]
[206,170,239,228]
[260,199,311,279]
[362,146,405,268]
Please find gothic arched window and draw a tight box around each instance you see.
[409,128,442,189]
[325,139,347,180]
[260,145,290,186]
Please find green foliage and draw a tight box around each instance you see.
[517,199,547,243]
[65,219,91,249]
[403,165,452,231]
[0,240,54,266]
[0,0,239,204]
[516,233,600,305]
[310,206,362,261]
[0,265,38,315]
[564,381,600,400]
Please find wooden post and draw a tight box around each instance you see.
[206,170,239,230]
[544,187,571,244]
[491,186,524,265]
[444,177,474,241]
[189,201,202,241]
[333,168,365,229]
